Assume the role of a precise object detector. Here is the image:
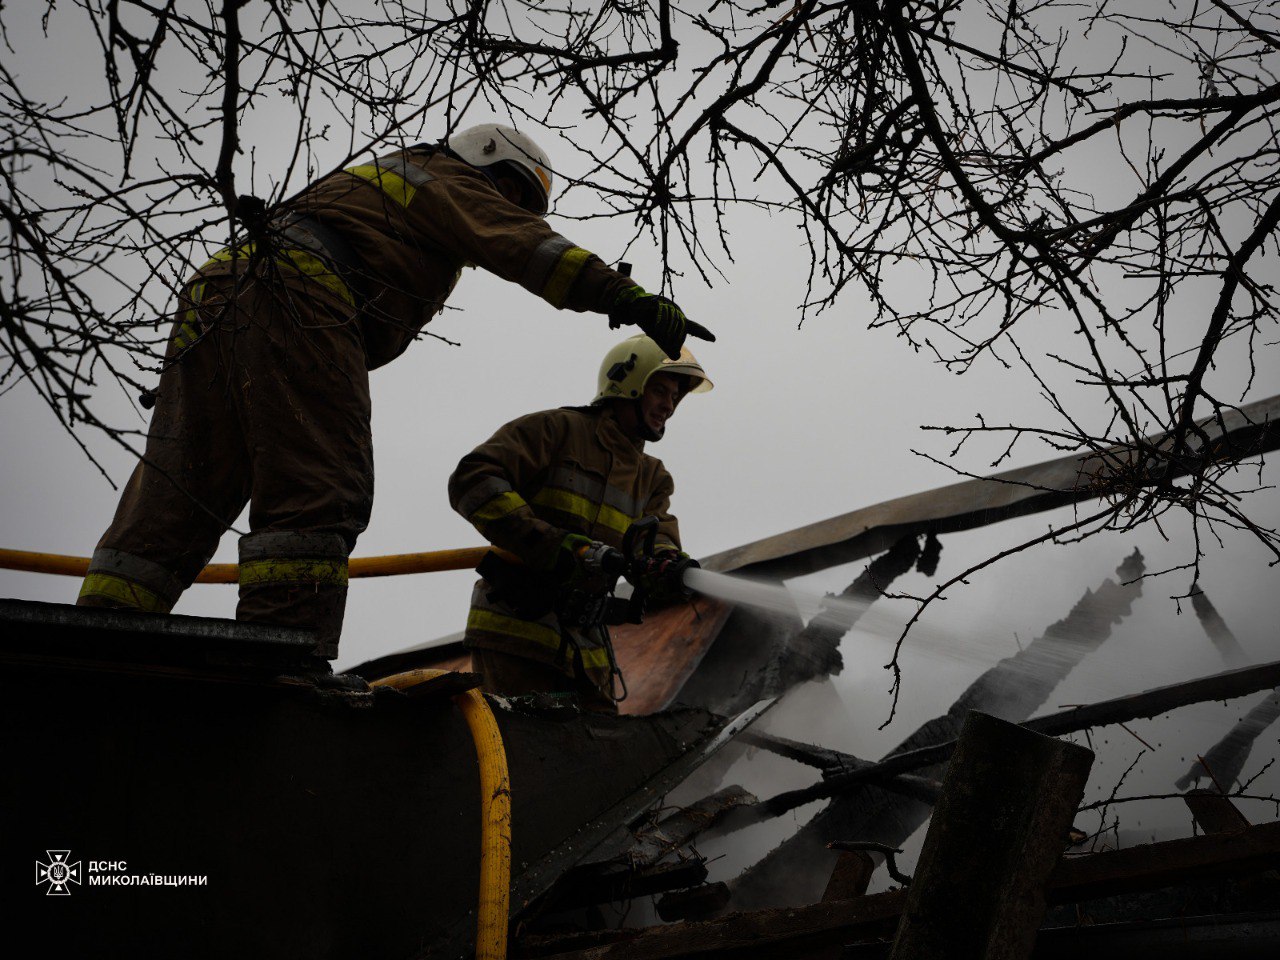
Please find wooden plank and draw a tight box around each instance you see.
[822,851,874,902]
[887,713,1094,960]
[611,596,734,715]
[1183,789,1252,834]
[701,393,1280,579]
[738,658,1280,825]
[1047,819,1280,904]
[530,821,1280,960]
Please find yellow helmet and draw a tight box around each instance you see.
[593,334,713,404]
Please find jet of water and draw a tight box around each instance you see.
[680,566,1011,669]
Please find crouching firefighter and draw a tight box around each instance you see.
[448,334,711,712]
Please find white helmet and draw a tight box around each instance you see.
[447,123,552,214]
[594,334,713,404]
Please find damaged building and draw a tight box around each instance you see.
[5,395,1280,959]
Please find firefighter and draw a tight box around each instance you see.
[76,124,713,657]
[449,333,711,712]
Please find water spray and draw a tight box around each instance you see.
[619,564,1007,670]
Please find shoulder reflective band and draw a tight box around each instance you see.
[173,282,207,351]
[345,154,435,209]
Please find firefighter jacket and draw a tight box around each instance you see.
[192,147,635,370]
[449,404,681,689]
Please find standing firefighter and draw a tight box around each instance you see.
[450,334,711,712]
[76,124,713,657]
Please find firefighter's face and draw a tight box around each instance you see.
[493,170,544,216]
[639,373,685,439]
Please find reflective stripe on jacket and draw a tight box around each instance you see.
[449,404,680,683]
[195,149,635,369]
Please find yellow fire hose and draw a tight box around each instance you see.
[370,669,512,960]
[0,546,517,583]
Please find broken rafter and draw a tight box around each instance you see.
[765,531,927,687]
[702,394,1280,580]
[737,729,943,804]
[728,550,1146,909]
[577,785,758,872]
[1190,583,1249,666]
[527,822,1280,960]
[737,729,864,770]
[728,658,1280,828]
[1176,687,1280,790]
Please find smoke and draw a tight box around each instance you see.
[685,566,1044,673]
[662,537,1280,913]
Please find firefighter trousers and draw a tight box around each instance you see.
[77,274,373,657]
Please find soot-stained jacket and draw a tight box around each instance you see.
[192,147,634,369]
[449,404,680,689]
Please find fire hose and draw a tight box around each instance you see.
[369,669,511,960]
[0,546,517,582]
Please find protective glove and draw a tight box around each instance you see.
[553,533,626,584]
[634,550,700,607]
[608,285,716,360]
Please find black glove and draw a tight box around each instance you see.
[634,551,700,607]
[608,285,715,360]
[554,533,626,584]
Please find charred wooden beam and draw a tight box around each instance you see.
[1183,789,1251,834]
[729,550,1145,909]
[656,883,732,922]
[703,393,1280,580]
[511,699,775,918]
[1175,687,1280,791]
[1046,820,1280,904]
[822,850,875,902]
[677,536,928,716]
[887,713,1094,960]
[1177,584,1279,792]
[525,822,1280,960]
[762,532,925,690]
[1190,582,1249,666]
[738,729,859,770]
[541,859,708,912]
[577,785,758,872]
[1027,660,1280,739]
[743,656,1280,824]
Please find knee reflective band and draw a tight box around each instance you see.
[77,548,183,613]
[369,670,511,960]
[237,532,349,589]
